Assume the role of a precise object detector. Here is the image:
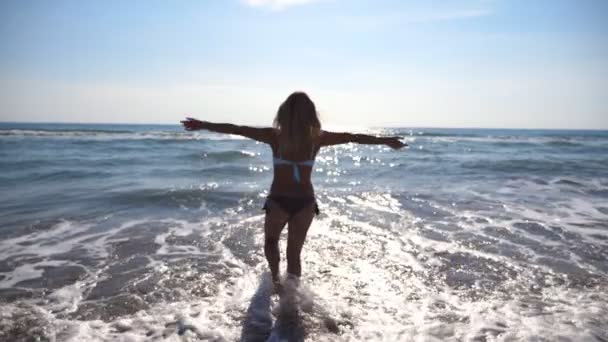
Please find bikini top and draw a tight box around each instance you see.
[273,157,315,183]
[273,143,316,183]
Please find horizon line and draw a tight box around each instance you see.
[1,120,607,131]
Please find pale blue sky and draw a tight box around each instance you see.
[0,0,606,128]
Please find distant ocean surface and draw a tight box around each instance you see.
[1,122,607,341]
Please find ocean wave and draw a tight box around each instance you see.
[460,158,582,174]
[16,169,115,182]
[101,187,257,209]
[390,128,608,138]
[202,150,258,162]
[0,129,132,136]
[383,129,608,147]
[419,135,608,147]
[412,131,471,137]
[0,129,245,141]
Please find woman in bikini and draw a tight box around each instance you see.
[181,92,406,288]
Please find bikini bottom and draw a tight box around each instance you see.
[263,196,320,218]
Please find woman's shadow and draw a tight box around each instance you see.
[240,273,306,342]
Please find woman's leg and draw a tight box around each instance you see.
[286,203,315,277]
[264,200,289,281]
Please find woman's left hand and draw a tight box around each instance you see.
[385,137,407,149]
[181,117,204,131]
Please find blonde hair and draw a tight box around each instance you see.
[273,92,321,157]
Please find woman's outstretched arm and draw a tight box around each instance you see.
[320,131,407,149]
[181,118,275,144]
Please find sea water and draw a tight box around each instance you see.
[0,122,607,341]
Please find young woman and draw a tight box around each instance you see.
[181,92,406,288]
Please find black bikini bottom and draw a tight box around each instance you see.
[263,196,320,218]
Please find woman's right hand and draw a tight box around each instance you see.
[181,117,204,131]
[385,137,407,149]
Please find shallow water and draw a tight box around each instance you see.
[0,123,607,341]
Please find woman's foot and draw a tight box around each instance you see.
[271,275,283,294]
[285,273,300,288]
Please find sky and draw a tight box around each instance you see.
[0,0,606,129]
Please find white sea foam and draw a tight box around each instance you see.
[0,206,606,341]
